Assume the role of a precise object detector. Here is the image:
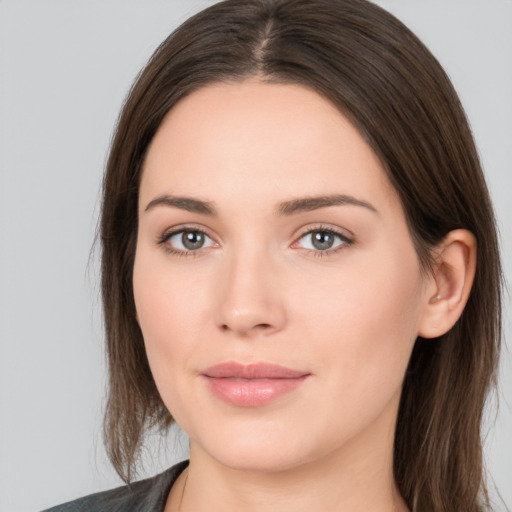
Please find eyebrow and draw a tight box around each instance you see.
[277,194,378,216]
[145,195,217,215]
[144,193,378,216]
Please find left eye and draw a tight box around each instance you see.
[166,230,216,251]
[296,229,349,251]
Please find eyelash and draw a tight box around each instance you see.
[157,226,213,259]
[157,224,353,259]
[295,225,353,258]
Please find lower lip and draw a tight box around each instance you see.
[203,376,309,407]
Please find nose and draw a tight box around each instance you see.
[214,248,287,337]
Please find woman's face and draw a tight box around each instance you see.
[133,81,433,473]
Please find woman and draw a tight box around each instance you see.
[44,0,503,511]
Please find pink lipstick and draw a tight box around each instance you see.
[201,361,310,407]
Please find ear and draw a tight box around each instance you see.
[418,229,477,338]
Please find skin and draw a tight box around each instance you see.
[133,81,476,512]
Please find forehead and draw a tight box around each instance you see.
[140,80,397,213]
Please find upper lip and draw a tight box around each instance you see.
[202,361,310,379]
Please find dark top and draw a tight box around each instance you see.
[41,460,189,512]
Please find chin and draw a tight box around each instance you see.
[190,421,329,475]
[212,446,310,474]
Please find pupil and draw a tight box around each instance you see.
[182,231,204,250]
[312,231,334,250]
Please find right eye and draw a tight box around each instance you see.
[161,229,216,255]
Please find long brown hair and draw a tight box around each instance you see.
[100,1,503,510]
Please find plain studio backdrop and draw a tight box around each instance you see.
[0,1,510,511]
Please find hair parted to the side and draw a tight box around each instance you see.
[100,1,502,510]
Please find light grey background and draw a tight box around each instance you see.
[0,1,510,511]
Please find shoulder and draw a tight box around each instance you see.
[41,460,189,512]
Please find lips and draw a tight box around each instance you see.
[201,361,310,407]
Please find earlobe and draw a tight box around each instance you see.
[418,229,477,339]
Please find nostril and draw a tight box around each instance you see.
[220,322,272,333]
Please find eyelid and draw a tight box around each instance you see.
[293,223,354,241]
[156,222,353,258]
[158,222,218,241]
[291,224,354,254]
[157,223,219,256]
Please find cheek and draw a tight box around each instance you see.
[294,248,424,398]
[133,256,215,430]
[132,249,209,391]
